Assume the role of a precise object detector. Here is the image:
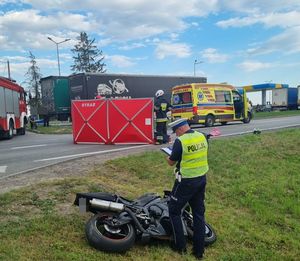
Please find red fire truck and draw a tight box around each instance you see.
[0,77,27,139]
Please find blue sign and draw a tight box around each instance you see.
[173,94,180,104]
[198,92,204,101]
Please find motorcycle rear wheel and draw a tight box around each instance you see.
[85,212,136,253]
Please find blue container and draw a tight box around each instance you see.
[287,88,298,109]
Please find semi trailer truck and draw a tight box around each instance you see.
[69,73,207,102]
[40,76,70,120]
[272,88,298,110]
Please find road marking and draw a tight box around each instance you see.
[0,166,7,173]
[34,145,151,162]
[11,144,48,150]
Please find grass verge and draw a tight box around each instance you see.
[253,109,300,119]
[27,125,72,134]
[1,128,300,260]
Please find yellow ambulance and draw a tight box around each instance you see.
[171,83,251,127]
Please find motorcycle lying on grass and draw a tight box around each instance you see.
[74,190,217,253]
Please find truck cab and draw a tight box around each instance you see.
[0,77,27,139]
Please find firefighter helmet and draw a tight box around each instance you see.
[155,90,164,98]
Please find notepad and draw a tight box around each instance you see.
[160,147,172,156]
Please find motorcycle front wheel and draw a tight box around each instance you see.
[183,210,217,246]
[85,212,136,253]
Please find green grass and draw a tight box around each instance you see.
[253,109,300,119]
[27,124,73,134]
[1,128,300,260]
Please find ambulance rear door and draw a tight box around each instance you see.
[171,85,193,120]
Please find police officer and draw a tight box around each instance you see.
[154,90,171,144]
[166,118,209,259]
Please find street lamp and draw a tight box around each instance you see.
[194,59,203,76]
[47,37,71,76]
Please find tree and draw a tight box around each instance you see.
[71,32,106,73]
[24,51,42,115]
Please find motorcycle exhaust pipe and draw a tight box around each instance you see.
[89,199,125,212]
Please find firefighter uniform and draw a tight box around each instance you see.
[154,91,171,144]
[167,119,209,258]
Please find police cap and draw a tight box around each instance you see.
[168,118,188,132]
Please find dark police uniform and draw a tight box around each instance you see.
[168,129,209,257]
[154,96,171,144]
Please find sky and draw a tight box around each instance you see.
[0,0,300,105]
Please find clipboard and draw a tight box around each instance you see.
[160,147,172,156]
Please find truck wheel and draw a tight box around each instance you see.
[5,121,14,139]
[243,112,252,124]
[205,115,215,127]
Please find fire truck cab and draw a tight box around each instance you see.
[0,77,27,139]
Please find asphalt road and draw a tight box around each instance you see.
[0,115,299,179]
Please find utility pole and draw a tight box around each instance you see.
[47,37,71,76]
[194,59,203,76]
[7,60,11,79]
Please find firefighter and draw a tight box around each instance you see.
[154,90,171,144]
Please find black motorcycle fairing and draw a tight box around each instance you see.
[132,193,161,207]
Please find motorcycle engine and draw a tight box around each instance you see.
[149,205,162,218]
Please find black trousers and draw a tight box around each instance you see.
[168,175,206,256]
[156,121,167,143]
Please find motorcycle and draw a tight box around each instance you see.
[74,190,216,253]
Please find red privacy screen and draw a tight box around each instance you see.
[72,98,154,144]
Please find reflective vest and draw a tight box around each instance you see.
[178,131,209,178]
[155,97,170,122]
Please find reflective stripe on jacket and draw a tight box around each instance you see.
[156,118,168,122]
[178,131,209,178]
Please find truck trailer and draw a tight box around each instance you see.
[69,73,207,102]
[297,85,300,110]
[0,77,27,139]
[40,76,70,120]
[272,88,298,110]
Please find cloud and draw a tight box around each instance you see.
[155,42,191,59]
[107,55,136,68]
[216,10,300,56]
[59,53,73,60]
[1,57,57,84]
[18,0,220,42]
[119,42,146,51]
[1,55,28,62]
[247,26,300,55]
[216,11,300,29]
[221,0,300,13]
[201,48,229,63]
[3,0,298,54]
[0,9,97,50]
[0,0,19,5]
[238,60,275,72]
